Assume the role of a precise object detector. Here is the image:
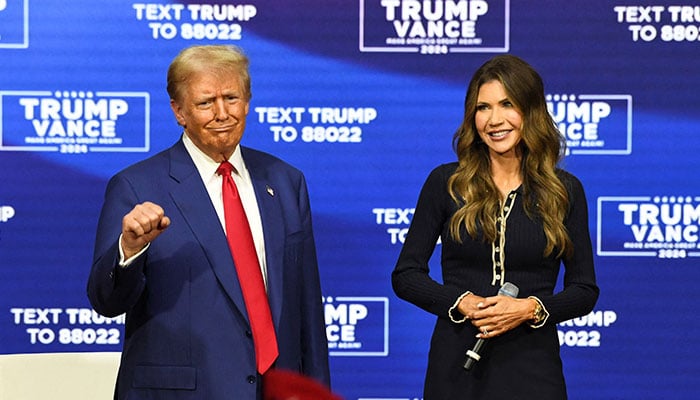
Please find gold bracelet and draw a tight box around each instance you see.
[532,299,546,324]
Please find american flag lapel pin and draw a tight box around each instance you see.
[266,185,275,197]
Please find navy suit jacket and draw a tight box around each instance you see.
[88,139,330,399]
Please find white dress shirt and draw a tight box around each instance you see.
[119,134,269,288]
[182,133,269,287]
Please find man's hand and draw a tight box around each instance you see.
[121,201,170,259]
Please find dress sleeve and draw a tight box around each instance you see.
[391,164,469,320]
[538,173,599,323]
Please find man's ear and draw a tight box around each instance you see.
[170,99,186,126]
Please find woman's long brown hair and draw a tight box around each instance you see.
[447,55,573,258]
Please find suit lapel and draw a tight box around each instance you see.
[167,140,248,318]
[243,147,285,328]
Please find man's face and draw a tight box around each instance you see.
[170,68,250,162]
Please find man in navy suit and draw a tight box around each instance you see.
[88,45,330,399]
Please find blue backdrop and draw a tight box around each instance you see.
[2,1,700,398]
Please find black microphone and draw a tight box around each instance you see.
[463,282,520,371]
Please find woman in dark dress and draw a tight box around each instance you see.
[392,55,599,400]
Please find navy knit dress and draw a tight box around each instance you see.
[392,163,599,400]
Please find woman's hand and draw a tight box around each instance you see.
[456,292,486,320]
[467,295,537,338]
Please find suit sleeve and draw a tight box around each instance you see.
[297,173,332,386]
[87,174,147,318]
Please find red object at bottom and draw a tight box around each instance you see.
[263,369,342,400]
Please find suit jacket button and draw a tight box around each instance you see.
[247,375,257,384]
[245,330,253,338]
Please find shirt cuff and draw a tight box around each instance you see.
[118,234,150,267]
[448,291,472,323]
[527,296,550,329]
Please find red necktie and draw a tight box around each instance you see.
[217,161,278,374]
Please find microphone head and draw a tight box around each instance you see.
[498,282,519,297]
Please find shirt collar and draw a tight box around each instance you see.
[181,132,247,180]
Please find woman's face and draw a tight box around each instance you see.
[474,80,523,159]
